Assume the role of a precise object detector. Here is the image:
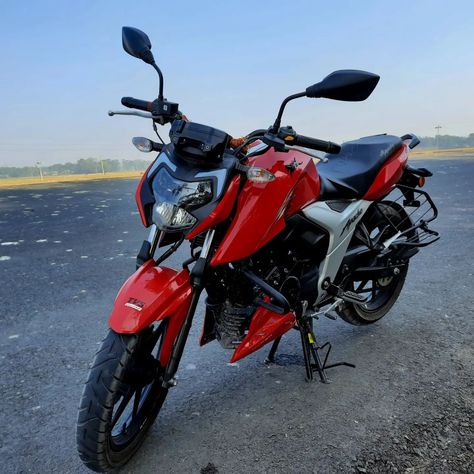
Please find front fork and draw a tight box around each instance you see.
[161,230,215,388]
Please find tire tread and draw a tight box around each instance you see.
[76,331,138,472]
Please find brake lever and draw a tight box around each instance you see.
[285,145,328,163]
[108,110,153,119]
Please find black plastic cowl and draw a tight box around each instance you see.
[169,120,230,165]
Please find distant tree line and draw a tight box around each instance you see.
[1,134,473,177]
[418,133,474,148]
[0,158,151,178]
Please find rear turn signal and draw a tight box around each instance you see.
[418,176,426,187]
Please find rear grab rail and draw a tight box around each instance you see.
[377,185,439,249]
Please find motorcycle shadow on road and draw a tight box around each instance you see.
[123,315,411,472]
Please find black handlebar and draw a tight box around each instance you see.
[117,100,341,156]
[293,134,341,154]
[121,97,153,112]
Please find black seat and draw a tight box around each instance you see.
[318,134,403,200]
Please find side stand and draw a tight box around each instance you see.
[265,336,282,364]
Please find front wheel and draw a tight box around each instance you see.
[76,321,168,472]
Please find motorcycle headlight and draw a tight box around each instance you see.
[152,167,213,231]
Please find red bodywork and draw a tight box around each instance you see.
[114,141,409,366]
[363,144,408,201]
[211,148,320,266]
[109,260,192,365]
[230,307,296,363]
[186,175,241,240]
[135,162,154,227]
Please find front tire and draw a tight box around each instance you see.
[76,323,168,472]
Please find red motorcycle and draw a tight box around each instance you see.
[77,27,439,472]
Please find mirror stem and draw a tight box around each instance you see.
[271,91,305,133]
[152,62,164,101]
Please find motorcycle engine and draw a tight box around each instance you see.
[204,250,297,349]
[201,221,324,350]
[205,300,254,349]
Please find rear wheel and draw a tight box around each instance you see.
[338,202,414,325]
[76,321,168,472]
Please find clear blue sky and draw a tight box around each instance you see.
[1,0,473,166]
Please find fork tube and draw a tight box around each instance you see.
[162,230,214,387]
[148,224,161,257]
[162,287,203,387]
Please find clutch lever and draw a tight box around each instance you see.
[108,110,153,119]
[285,145,328,163]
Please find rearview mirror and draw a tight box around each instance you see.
[122,27,155,64]
[306,70,380,101]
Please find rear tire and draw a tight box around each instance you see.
[338,266,407,325]
[76,324,168,472]
[338,202,413,325]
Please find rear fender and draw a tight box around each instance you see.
[108,260,192,365]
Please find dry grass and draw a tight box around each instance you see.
[411,147,474,158]
[1,147,473,189]
[0,171,143,188]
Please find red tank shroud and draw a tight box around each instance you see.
[211,148,320,266]
[109,260,193,366]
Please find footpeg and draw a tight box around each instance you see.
[309,309,338,321]
[308,298,342,321]
[324,282,368,304]
[323,311,338,320]
[341,290,367,304]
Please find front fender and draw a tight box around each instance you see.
[108,260,193,365]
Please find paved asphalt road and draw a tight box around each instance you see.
[0,159,472,473]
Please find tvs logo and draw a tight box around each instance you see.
[340,208,363,236]
[125,297,145,312]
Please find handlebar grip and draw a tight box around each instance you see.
[121,97,153,112]
[294,134,341,154]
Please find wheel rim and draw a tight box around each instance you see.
[351,276,401,312]
[109,321,167,449]
[346,204,410,314]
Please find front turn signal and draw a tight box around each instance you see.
[132,137,153,152]
[247,167,276,183]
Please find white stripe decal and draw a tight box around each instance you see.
[125,302,143,311]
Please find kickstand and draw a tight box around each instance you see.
[298,316,355,383]
[265,336,282,364]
